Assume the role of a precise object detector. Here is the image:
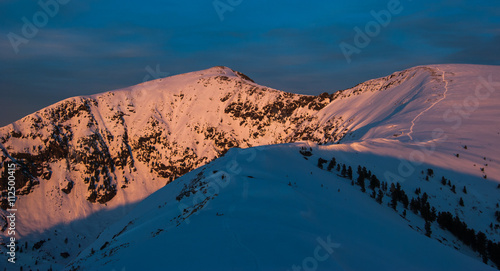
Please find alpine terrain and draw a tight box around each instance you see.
[0,64,499,270]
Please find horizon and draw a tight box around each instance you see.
[1,0,499,126]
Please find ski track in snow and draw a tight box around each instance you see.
[407,67,450,141]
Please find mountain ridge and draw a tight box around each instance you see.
[1,64,499,270]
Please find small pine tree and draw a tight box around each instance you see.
[421,193,429,204]
[430,207,437,222]
[390,193,398,210]
[410,198,419,214]
[463,186,467,194]
[369,175,380,191]
[357,170,364,185]
[390,183,396,193]
[376,190,384,204]
[459,197,464,206]
[476,231,487,258]
[441,177,447,186]
[402,194,409,209]
[425,221,432,237]
[451,185,456,193]
[341,165,347,177]
[327,158,336,171]
[347,166,353,180]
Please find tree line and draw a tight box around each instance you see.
[315,155,500,269]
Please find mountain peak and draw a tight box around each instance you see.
[207,65,233,71]
[197,66,255,83]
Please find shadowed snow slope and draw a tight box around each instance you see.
[67,143,497,271]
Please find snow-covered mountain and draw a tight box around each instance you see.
[1,64,499,270]
[67,143,499,271]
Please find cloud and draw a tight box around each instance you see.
[445,35,500,64]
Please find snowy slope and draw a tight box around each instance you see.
[66,143,497,271]
[327,64,500,182]
[0,64,499,270]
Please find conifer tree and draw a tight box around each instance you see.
[327,158,336,171]
[369,175,380,191]
[347,166,353,180]
[317,158,327,169]
[390,193,398,210]
[425,221,432,237]
[401,193,409,209]
[441,177,447,185]
[376,190,384,204]
[357,173,365,188]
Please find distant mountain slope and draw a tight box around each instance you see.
[0,64,499,269]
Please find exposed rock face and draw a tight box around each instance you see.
[0,67,371,206]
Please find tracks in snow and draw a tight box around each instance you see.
[407,67,450,141]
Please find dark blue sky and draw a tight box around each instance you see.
[1,0,499,126]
